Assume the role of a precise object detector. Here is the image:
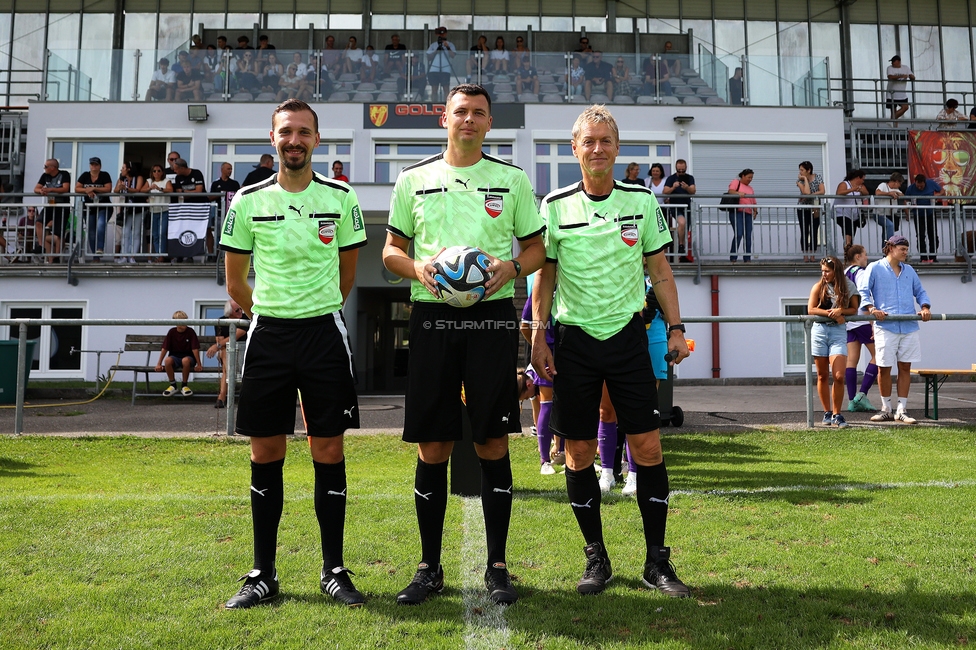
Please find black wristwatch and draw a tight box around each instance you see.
[668,323,686,336]
[511,259,522,277]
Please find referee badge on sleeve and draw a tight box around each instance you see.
[318,220,336,245]
[620,224,639,247]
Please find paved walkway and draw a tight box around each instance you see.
[2,384,974,437]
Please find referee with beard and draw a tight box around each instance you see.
[531,105,692,598]
[220,99,368,609]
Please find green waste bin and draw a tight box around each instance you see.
[0,340,36,405]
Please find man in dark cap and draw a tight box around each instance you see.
[886,55,914,121]
[243,154,276,187]
[426,26,456,102]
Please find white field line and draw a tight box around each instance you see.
[461,497,510,650]
[3,479,976,505]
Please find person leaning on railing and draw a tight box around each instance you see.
[796,161,824,263]
[146,164,173,263]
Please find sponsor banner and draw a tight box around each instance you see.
[168,202,210,258]
[907,130,976,199]
[364,102,525,129]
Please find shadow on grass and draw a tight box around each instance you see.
[0,456,41,478]
[503,583,976,648]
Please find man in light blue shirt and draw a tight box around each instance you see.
[859,235,932,423]
[426,26,456,102]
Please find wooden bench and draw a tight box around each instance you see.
[910,366,976,420]
[109,334,221,405]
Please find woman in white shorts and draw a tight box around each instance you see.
[807,256,859,427]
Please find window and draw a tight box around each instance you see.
[783,300,809,373]
[4,303,85,376]
[372,141,513,183]
[197,301,226,369]
[533,140,673,196]
[211,141,351,183]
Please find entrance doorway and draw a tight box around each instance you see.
[357,287,411,393]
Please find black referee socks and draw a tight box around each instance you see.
[414,457,449,569]
[250,458,285,574]
[635,461,670,554]
[479,452,513,567]
[565,464,605,548]
[313,458,347,571]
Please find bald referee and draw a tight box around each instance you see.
[383,84,545,606]
[531,105,691,597]
[220,99,368,609]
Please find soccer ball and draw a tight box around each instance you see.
[431,246,493,308]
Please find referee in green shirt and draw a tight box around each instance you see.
[531,105,692,598]
[383,84,545,606]
[220,100,368,609]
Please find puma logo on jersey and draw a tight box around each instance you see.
[250,486,268,497]
[344,406,356,418]
[571,499,594,509]
[327,489,347,497]
[288,205,304,216]
[493,485,513,495]
[454,178,470,189]
[414,489,433,501]
[593,211,607,221]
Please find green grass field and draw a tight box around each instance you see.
[1,429,975,650]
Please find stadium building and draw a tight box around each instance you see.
[1,0,974,389]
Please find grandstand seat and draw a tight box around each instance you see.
[380,81,398,91]
[590,93,610,103]
[660,95,681,104]
[494,93,516,102]
[492,73,510,83]
[705,96,727,105]
[518,92,539,103]
[493,82,514,93]
[352,92,374,101]
[328,92,350,102]
[681,95,704,105]
[612,95,635,104]
[542,94,564,103]
[687,77,707,87]
[357,82,377,92]
[376,92,398,101]
[696,87,718,96]
[540,83,560,94]
[636,95,657,105]
[202,82,215,94]
[673,86,695,96]
[569,94,588,103]
[207,93,224,102]
[338,73,358,82]
[255,92,276,102]
[230,92,253,102]
[680,69,698,79]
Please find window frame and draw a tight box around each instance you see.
[2,300,88,378]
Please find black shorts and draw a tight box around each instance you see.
[236,312,359,438]
[550,314,660,440]
[888,97,908,110]
[427,71,450,87]
[403,299,521,445]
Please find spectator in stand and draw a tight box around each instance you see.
[114,161,146,264]
[277,62,307,101]
[175,55,204,101]
[640,54,671,96]
[332,160,349,182]
[147,57,176,101]
[663,40,682,77]
[202,45,224,89]
[256,35,275,69]
[729,67,744,105]
[727,168,756,263]
[243,154,276,187]
[489,36,510,74]
[211,162,241,255]
[172,158,206,201]
[467,34,490,82]
[384,33,408,78]
[322,34,342,76]
[291,51,310,79]
[217,35,228,50]
[237,35,253,50]
[426,26,456,102]
[191,34,203,49]
[566,55,585,96]
[611,56,632,97]
[969,106,976,129]
[874,171,906,232]
[33,159,71,261]
[663,159,695,261]
[904,173,942,263]
[360,45,380,83]
[645,163,666,196]
[399,53,426,100]
[574,36,593,64]
[261,52,283,94]
[886,55,914,122]
[834,169,868,250]
[207,299,249,409]
[234,50,261,94]
[343,36,365,75]
[146,164,173,263]
[155,310,203,397]
[512,35,530,67]
[76,157,113,261]
[936,98,968,129]
[515,56,539,96]
[796,160,824,262]
[584,51,614,101]
[621,162,643,186]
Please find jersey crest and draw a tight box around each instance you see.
[620,223,639,247]
[485,194,503,218]
[318,220,336,245]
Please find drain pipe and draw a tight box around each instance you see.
[711,274,720,378]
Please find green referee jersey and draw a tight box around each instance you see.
[387,153,545,303]
[543,180,671,340]
[219,173,367,319]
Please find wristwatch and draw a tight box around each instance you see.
[511,259,522,277]
[668,323,686,336]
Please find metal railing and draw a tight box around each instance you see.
[4,314,974,435]
[828,76,976,120]
[1,318,248,436]
[684,193,975,285]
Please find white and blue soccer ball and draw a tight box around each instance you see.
[431,246,493,308]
